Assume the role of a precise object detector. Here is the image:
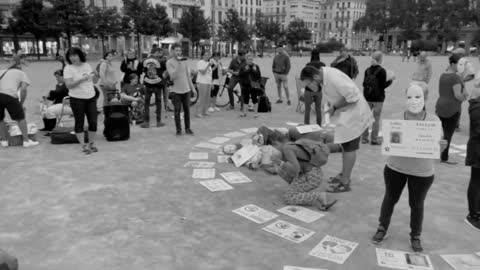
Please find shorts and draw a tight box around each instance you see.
[341,136,360,152]
[274,73,288,85]
[0,93,25,121]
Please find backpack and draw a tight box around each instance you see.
[257,95,271,113]
[331,55,358,79]
[287,138,330,167]
[363,67,382,98]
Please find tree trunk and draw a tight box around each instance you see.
[13,34,19,52]
[42,39,47,57]
[101,36,106,55]
[136,31,141,60]
[67,31,72,48]
[35,37,41,60]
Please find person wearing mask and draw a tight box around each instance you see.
[362,51,394,145]
[239,54,262,117]
[120,49,140,86]
[330,48,359,80]
[226,50,247,110]
[300,66,374,193]
[138,47,167,128]
[63,47,99,154]
[464,59,480,231]
[39,69,71,134]
[208,52,223,113]
[195,51,212,118]
[371,84,447,252]
[452,47,475,132]
[167,43,195,136]
[435,54,468,164]
[0,55,38,148]
[272,47,291,105]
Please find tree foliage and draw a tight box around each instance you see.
[87,6,123,54]
[178,6,211,52]
[285,19,311,48]
[218,9,250,49]
[47,0,91,47]
[150,3,173,40]
[255,13,283,52]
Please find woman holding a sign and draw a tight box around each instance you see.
[372,84,447,253]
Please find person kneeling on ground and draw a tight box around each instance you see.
[39,69,71,134]
[121,73,145,123]
[267,130,338,211]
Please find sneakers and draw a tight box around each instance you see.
[89,143,98,153]
[82,144,92,155]
[465,214,480,232]
[214,107,221,111]
[196,114,204,118]
[208,107,215,113]
[141,123,150,128]
[185,129,194,135]
[361,138,370,144]
[371,227,388,245]
[23,140,39,148]
[0,140,8,148]
[176,130,182,136]
[276,99,283,104]
[156,121,165,127]
[287,100,291,106]
[410,237,423,253]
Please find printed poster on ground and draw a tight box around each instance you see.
[199,179,234,192]
[231,144,259,167]
[192,168,216,179]
[440,254,480,270]
[376,248,434,270]
[309,235,358,264]
[221,171,252,184]
[382,119,442,159]
[277,205,325,223]
[189,152,209,160]
[184,161,216,168]
[232,204,278,224]
[262,220,315,243]
[283,267,327,270]
[296,124,323,134]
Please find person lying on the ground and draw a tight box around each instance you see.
[120,73,145,108]
[268,131,337,211]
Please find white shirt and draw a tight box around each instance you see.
[322,67,374,144]
[196,60,212,84]
[0,69,30,98]
[64,63,95,99]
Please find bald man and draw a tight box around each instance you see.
[412,51,432,84]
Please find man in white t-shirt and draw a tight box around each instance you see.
[0,56,39,148]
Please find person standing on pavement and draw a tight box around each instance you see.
[307,49,326,69]
[330,48,359,80]
[239,54,262,117]
[272,47,291,105]
[98,50,118,105]
[303,49,325,126]
[452,47,476,132]
[138,47,167,128]
[226,50,246,110]
[361,51,394,145]
[300,66,374,193]
[120,49,140,86]
[208,52,223,113]
[411,51,433,101]
[0,55,39,148]
[436,54,468,164]
[195,51,212,118]
[167,43,195,136]
[464,63,480,231]
[371,84,448,253]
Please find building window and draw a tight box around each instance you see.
[240,7,243,15]
[240,0,242,4]
[219,11,222,22]
[348,2,350,8]
[172,7,178,18]
[314,22,318,28]
[276,7,279,14]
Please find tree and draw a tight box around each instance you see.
[218,9,250,55]
[122,0,162,59]
[358,0,394,50]
[178,6,211,56]
[10,0,49,60]
[255,13,283,53]
[285,19,311,50]
[88,6,123,55]
[47,0,92,48]
[151,4,174,45]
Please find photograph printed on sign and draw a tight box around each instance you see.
[232,204,278,224]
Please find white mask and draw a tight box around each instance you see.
[457,58,466,75]
[406,85,425,114]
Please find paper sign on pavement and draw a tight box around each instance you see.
[441,254,480,270]
[286,122,300,126]
[277,205,325,223]
[209,137,231,144]
[217,155,231,163]
[241,127,258,133]
[184,161,216,168]
[224,131,245,138]
[376,248,434,270]
[284,266,327,270]
[189,152,209,160]
[262,220,315,243]
[220,171,252,184]
[231,144,259,167]
[199,179,234,192]
[232,204,278,224]
[192,168,216,179]
[195,142,222,150]
[297,124,323,134]
[309,235,358,264]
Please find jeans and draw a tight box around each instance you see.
[304,90,322,126]
[379,166,434,237]
[172,92,190,131]
[241,85,258,105]
[196,83,211,115]
[439,111,461,161]
[144,86,163,123]
[468,166,480,215]
[70,96,98,133]
[228,75,241,107]
[362,101,383,143]
[274,73,290,101]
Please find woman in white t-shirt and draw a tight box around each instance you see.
[63,47,99,154]
[195,51,212,118]
[208,52,223,112]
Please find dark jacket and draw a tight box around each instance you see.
[47,83,69,104]
[137,56,166,88]
[306,61,326,69]
[120,57,141,84]
[228,57,246,77]
[331,54,359,79]
[466,97,480,167]
[272,53,291,74]
[362,65,392,102]
[239,63,261,87]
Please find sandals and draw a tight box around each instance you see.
[327,181,351,193]
[328,173,343,184]
[317,200,338,211]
